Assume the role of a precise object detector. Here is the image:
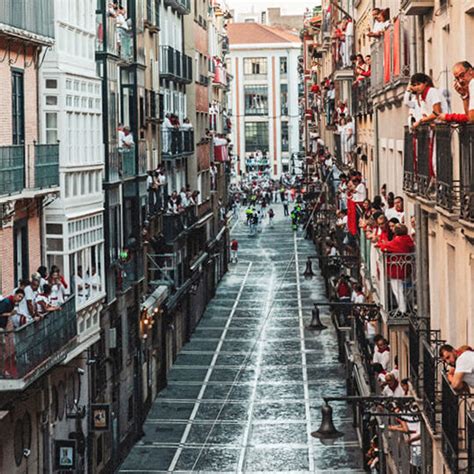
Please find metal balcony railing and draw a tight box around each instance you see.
[460,123,474,222]
[415,125,432,199]
[0,297,76,381]
[160,46,192,82]
[435,124,458,212]
[370,16,410,96]
[0,145,25,196]
[409,319,420,393]
[34,143,59,188]
[163,0,190,14]
[403,126,417,193]
[441,372,474,474]
[163,206,198,242]
[352,79,373,116]
[162,129,194,157]
[376,251,416,323]
[334,132,342,166]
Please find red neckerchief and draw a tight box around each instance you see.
[378,346,390,354]
[7,295,15,304]
[421,86,431,102]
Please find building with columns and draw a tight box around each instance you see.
[227,23,301,177]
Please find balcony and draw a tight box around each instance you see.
[34,143,59,188]
[145,0,160,31]
[0,143,59,199]
[163,0,190,15]
[375,250,416,324]
[0,297,77,391]
[0,0,54,40]
[162,129,194,158]
[352,79,373,117]
[95,13,118,56]
[370,16,410,97]
[441,372,474,473]
[118,29,134,63]
[402,0,434,15]
[163,206,198,242]
[160,46,192,83]
[120,148,136,178]
[404,124,474,220]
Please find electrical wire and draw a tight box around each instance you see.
[189,170,332,471]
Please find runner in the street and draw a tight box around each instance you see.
[230,239,239,263]
[268,207,275,228]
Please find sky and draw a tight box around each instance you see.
[226,0,318,16]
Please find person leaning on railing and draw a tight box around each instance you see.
[439,344,474,392]
[438,61,474,123]
[0,290,25,330]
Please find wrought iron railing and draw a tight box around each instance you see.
[415,125,432,199]
[441,372,474,473]
[468,411,474,474]
[370,16,410,95]
[435,124,458,212]
[459,123,474,222]
[403,126,416,193]
[376,251,416,323]
[0,297,76,380]
[160,46,176,77]
[0,145,25,196]
[163,206,198,242]
[334,132,342,166]
[34,143,59,188]
[352,79,373,117]
[409,319,420,392]
[161,129,194,157]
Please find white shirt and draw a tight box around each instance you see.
[354,293,364,304]
[469,79,474,112]
[352,183,367,202]
[373,348,391,371]
[345,20,354,37]
[373,20,389,34]
[382,383,405,397]
[36,294,52,317]
[119,133,134,149]
[455,351,474,387]
[419,87,448,117]
[385,207,405,223]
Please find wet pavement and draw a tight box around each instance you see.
[120,205,364,473]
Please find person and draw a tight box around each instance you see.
[230,239,239,263]
[439,61,474,123]
[439,344,474,390]
[385,195,405,223]
[367,8,390,39]
[37,265,48,291]
[283,199,289,217]
[119,126,134,149]
[400,378,410,396]
[268,207,275,228]
[87,266,101,297]
[387,413,422,469]
[15,278,41,327]
[382,373,405,397]
[73,266,87,305]
[36,284,60,318]
[372,334,391,371]
[379,225,415,315]
[0,289,25,330]
[49,269,67,305]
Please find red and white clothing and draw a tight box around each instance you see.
[36,294,54,318]
[373,347,391,371]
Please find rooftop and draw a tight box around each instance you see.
[227,22,301,45]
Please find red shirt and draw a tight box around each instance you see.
[231,240,238,251]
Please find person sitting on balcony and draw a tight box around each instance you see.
[379,224,415,315]
[438,61,474,123]
[385,195,405,223]
[373,334,391,371]
[35,285,59,319]
[0,289,25,330]
[382,373,405,397]
[367,8,390,39]
[439,344,474,390]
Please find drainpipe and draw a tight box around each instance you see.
[416,16,424,72]
[409,16,417,75]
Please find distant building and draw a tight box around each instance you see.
[227,23,301,177]
[232,7,303,31]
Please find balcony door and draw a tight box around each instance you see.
[12,70,25,145]
[14,219,29,284]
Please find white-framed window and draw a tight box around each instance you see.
[45,112,58,144]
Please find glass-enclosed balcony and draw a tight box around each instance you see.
[121,148,136,178]
[0,297,77,390]
[96,12,119,56]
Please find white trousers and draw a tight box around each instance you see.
[390,278,407,314]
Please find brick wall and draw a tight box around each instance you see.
[0,38,39,146]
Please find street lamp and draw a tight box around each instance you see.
[311,396,419,442]
[306,304,327,331]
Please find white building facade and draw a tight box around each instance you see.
[227,23,301,177]
[40,0,105,351]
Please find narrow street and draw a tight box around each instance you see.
[120,206,364,473]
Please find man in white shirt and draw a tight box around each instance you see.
[351,174,367,203]
[372,334,391,371]
[440,344,474,389]
[382,373,405,397]
[119,126,134,149]
[385,196,405,223]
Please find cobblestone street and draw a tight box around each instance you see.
[120,206,364,473]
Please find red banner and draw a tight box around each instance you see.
[393,18,400,77]
[348,198,358,236]
[383,29,391,84]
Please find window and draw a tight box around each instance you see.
[45,79,58,89]
[245,122,269,152]
[12,70,25,145]
[244,85,268,115]
[280,57,288,75]
[45,112,58,143]
[280,84,288,116]
[281,122,289,152]
[243,58,267,76]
